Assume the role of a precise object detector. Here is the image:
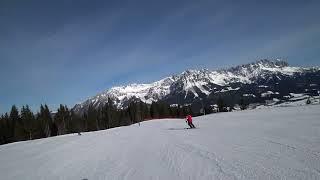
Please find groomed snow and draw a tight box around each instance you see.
[1,105,320,180]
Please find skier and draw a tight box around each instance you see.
[186,114,196,128]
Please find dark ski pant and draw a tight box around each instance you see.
[188,122,196,128]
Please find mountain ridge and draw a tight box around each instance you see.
[73,59,320,114]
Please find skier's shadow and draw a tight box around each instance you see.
[167,128,189,130]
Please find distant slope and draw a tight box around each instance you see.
[1,105,320,180]
[73,59,320,114]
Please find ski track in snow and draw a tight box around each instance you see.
[1,105,320,180]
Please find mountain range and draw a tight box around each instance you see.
[73,59,320,114]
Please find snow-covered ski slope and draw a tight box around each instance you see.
[1,105,320,180]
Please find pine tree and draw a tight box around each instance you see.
[50,122,58,136]
[178,105,185,118]
[150,102,159,119]
[182,105,192,117]
[86,105,98,131]
[70,109,83,133]
[107,98,116,128]
[158,101,170,118]
[37,104,52,138]
[20,105,37,140]
[9,105,19,142]
[102,103,111,129]
[175,105,181,118]
[44,105,52,136]
[239,98,248,110]
[138,101,144,122]
[128,101,137,124]
[142,102,150,120]
[217,97,226,112]
[0,113,11,144]
[0,115,5,144]
[54,104,71,135]
[64,105,71,133]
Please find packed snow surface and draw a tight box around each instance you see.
[1,105,320,180]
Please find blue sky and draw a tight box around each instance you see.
[0,0,320,113]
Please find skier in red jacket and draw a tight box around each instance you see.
[186,115,196,128]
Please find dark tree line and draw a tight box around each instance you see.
[0,105,55,144]
[0,99,195,145]
[0,96,250,145]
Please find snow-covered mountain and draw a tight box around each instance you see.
[73,59,320,113]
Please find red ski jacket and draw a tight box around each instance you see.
[186,115,192,123]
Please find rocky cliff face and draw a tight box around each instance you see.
[73,59,320,114]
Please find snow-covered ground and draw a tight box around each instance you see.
[255,95,320,108]
[1,105,320,180]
